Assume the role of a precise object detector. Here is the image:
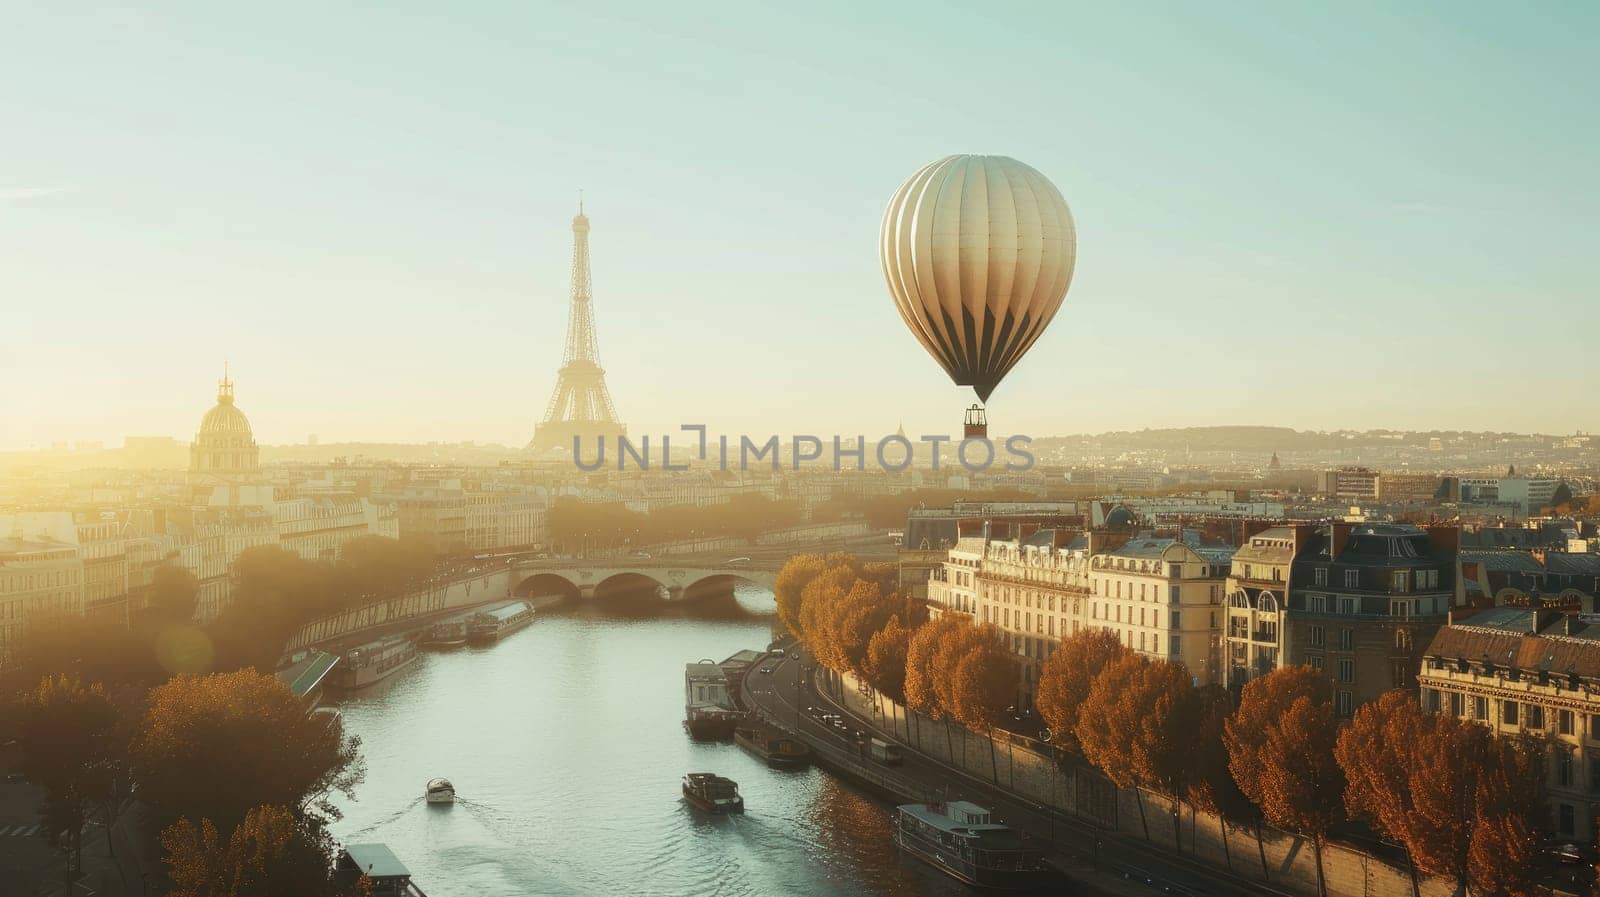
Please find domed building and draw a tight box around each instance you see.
[190,372,259,477]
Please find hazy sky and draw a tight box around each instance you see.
[3,1,1595,450]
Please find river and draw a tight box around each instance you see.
[327,585,969,897]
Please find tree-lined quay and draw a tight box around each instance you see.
[777,552,1567,897]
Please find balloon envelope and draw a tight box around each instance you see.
[880,154,1076,402]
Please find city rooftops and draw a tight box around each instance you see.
[1426,609,1600,681]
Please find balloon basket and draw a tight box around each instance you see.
[963,404,988,439]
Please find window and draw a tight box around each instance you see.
[1503,701,1519,726]
[1560,710,1575,736]
[1170,610,1181,630]
[1422,688,1440,712]
[1473,696,1488,721]
[1558,753,1575,788]
[1169,634,1181,657]
[1559,803,1575,836]
[1390,661,1409,689]
[1392,571,1410,593]
[1310,625,1325,648]
[1339,629,1354,651]
[1338,659,1355,683]
[1169,585,1181,604]
[1336,597,1356,615]
[1527,705,1545,730]
[1336,691,1353,719]
[1307,595,1328,614]
[1344,570,1360,588]
[1315,567,1329,586]
[1310,655,1324,671]
[1449,692,1463,717]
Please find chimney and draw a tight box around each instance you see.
[1424,524,1460,557]
[1330,522,1354,558]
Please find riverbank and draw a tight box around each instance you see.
[740,648,1266,897]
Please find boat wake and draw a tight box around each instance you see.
[338,796,425,839]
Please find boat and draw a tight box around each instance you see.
[419,617,470,649]
[893,800,1048,890]
[332,636,420,690]
[682,773,744,814]
[684,659,740,740]
[466,601,535,645]
[336,843,429,896]
[424,778,455,805]
[734,721,811,768]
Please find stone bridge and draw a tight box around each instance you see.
[508,560,777,602]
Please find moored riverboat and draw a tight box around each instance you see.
[893,800,1047,890]
[684,659,740,740]
[333,636,420,690]
[419,617,470,649]
[466,601,535,645]
[682,773,744,814]
[734,721,811,768]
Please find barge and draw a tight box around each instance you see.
[734,721,811,768]
[893,800,1048,890]
[333,636,419,690]
[466,601,535,645]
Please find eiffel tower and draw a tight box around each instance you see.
[530,201,627,452]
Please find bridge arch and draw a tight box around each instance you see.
[513,572,581,602]
[593,571,672,602]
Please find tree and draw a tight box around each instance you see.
[946,626,1021,781]
[163,804,370,897]
[15,611,165,685]
[1186,684,1252,870]
[1034,628,1129,755]
[904,615,966,753]
[1075,654,1199,846]
[1254,696,1345,897]
[863,615,912,703]
[1223,665,1329,806]
[143,564,200,623]
[1468,735,1546,897]
[133,669,363,832]
[774,553,830,639]
[10,676,122,881]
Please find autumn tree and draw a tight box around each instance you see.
[1186,684,1252,870]
[1075,654,1200,846]
[1223,665,1329,804]
[163,803,369,897]
[10,676,122,880]
[1259,696,1345,896]
[1034,628,1129,755]
[864,615,912,702]
[133,669,363,832]
[16,611,165,685]
[773,553,829,638]
[1467,735,1546,897]
[946,625,1021,781]
[1225,667,1342,896]
[904,615,966,751]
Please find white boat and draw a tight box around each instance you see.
[425,777,455,804]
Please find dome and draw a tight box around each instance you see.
[190,373,260,477]
[199,396,254,437]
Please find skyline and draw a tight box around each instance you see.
[5,2,1598,450]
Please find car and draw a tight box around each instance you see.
[726,557,751,565]
[4,772,27,784]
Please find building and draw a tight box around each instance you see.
[1086,535,1232,685]
[968,528,1097,702]
[1419,607,1600,841]
[1454,477,1565,514]
[464,486,548,552]
[189,371,260,479]
[1222,524,1319,693]
[393,480,468,556]
[0,532,85,668]
[1287,523,1457,717]
[1318,467,1379,502]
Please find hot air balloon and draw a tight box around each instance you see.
[880,155,1076,435]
